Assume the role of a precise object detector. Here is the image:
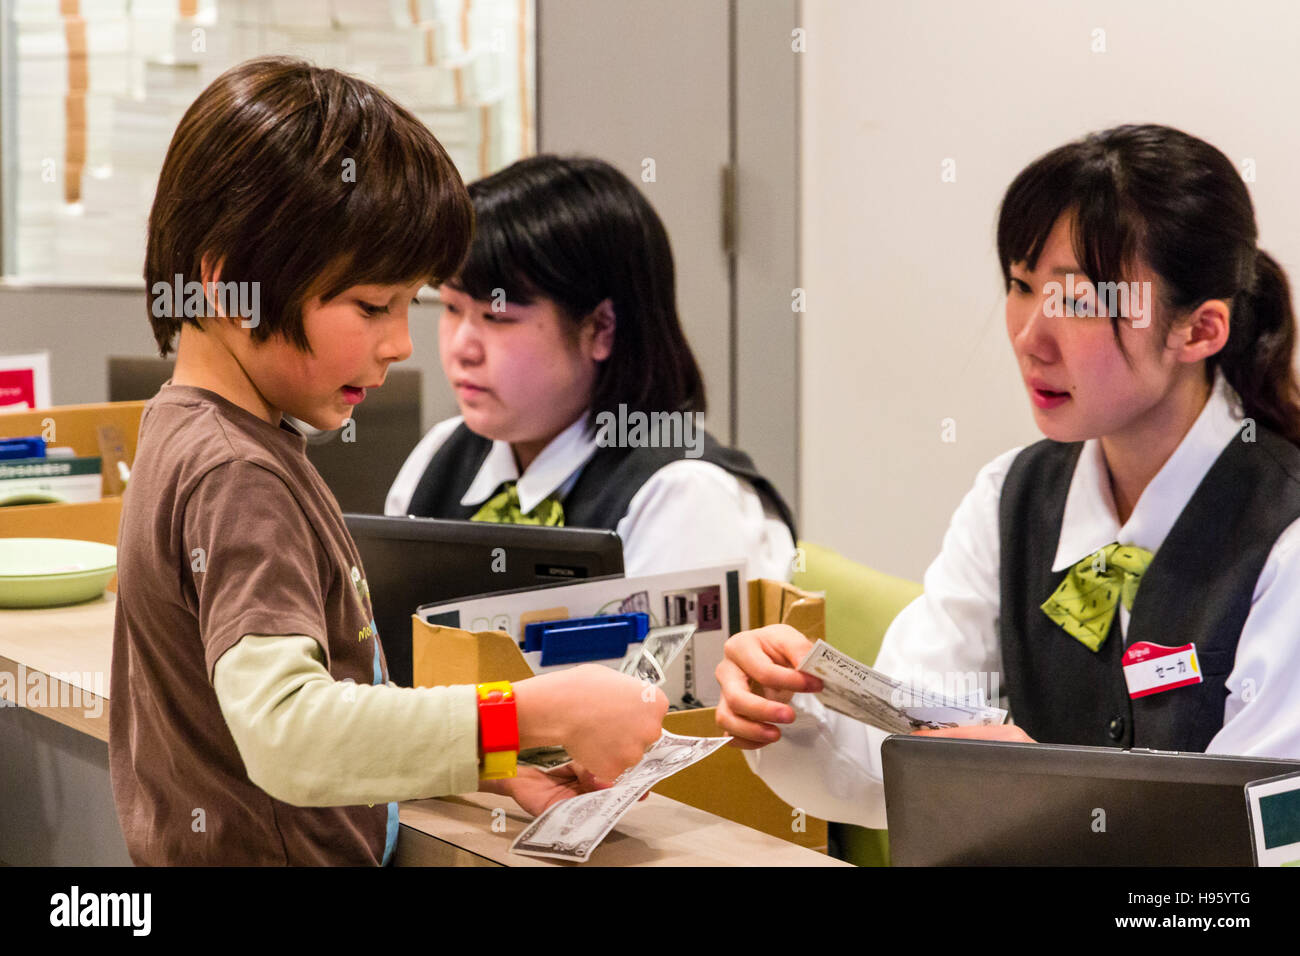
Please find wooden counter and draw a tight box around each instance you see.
[395,791,847,867]
[0,594,113,742]
[0,596,844,867]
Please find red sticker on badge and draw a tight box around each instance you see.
[1121,641,1203,699]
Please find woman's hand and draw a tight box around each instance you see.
[715,624,824,749]
[911,724,1036,742]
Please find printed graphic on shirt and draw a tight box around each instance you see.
[350,564,379,643]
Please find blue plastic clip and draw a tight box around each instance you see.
[0,436,46,461]
[525,612,651,666]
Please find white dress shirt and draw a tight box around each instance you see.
[747,373,1300,829]
[386,414,797,581]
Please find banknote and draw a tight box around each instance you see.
[510,730,729,862]
[618,623,696,686]
[642,624,695,670]
[797,639,1007,734]
[517,746,574,772]
[622,650,665,685]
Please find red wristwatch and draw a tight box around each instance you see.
[476,681,518,779]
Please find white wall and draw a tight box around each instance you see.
[799,0,1300,580]
[537,0,733,437]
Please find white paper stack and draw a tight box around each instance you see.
[11,0,128,21]
[344,23,453,73]
[7,0,531,281]
[12,10,130,279]
[268,0,333,28]
[130,0,219,18]
[14,21,132,97]
[413,95,504,177]
[130,12,225,71]
[374,56,476,109]
[331,0,403,28]
[219,0,271,26]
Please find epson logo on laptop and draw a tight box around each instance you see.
[536,563,590,579]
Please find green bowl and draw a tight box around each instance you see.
[0,537,117,608]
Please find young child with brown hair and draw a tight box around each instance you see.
[111,56,666,866]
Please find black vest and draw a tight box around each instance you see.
[998,425,1300,751]
[405,421,798,542]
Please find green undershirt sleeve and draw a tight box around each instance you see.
[212,633,480,806]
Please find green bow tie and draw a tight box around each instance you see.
[470,481,565,526]
[1040,542,1154,652]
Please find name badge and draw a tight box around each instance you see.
[1121,641,1203,699]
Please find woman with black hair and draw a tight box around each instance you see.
[386,154,797,579]
[715,124,1300,827]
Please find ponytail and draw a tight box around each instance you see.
[1216,250,1300,445]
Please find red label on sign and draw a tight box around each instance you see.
[1122,641,1190,665]
[0,368,36,409]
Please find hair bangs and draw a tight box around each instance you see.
[995,123,1300,444]
[451,209,547,306]
[320,114,473,300]
[146,57,473,356]
[997,133,1144,304]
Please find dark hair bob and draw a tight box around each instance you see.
[450,154,706,425]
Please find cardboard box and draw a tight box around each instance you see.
[0,401,144,488]
[0,401,145,589]
[0,497,123,548]
[411,578,830,851]
[419,563,748,709]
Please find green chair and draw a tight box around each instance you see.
[792,540,923,867]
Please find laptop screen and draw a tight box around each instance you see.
[882,736,1300,865]
[344,514,624,686]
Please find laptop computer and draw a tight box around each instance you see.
[882,735,1300,865]
[344,514,624,687]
